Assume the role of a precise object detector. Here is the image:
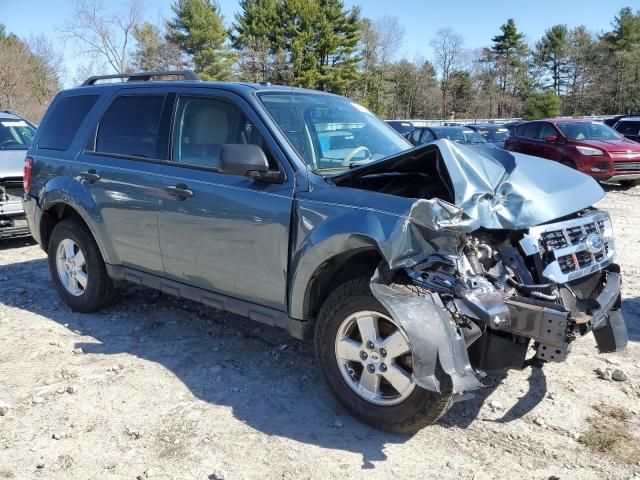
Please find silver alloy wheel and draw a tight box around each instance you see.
[56,238,88,297]
[335,310,416,405]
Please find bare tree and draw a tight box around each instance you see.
[60,0,144,74]
[26,35,63,105]
[374,15,405,67]
[430,27,465,117]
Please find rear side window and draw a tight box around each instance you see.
[617,121,640,136]
[523,123,541,139]
[95,95,165,159]
[38,95,99,151]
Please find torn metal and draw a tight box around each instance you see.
[360,140,626,394]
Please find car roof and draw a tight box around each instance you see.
[0,110,25,120]
[432,126,474,130]
[466,124,507,129]
[60,80,340,99]
[618,116,640,122]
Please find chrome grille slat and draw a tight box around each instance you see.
[525,212,615,283]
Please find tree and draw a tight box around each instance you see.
[60,0,144,74]
[0,25,61,120]
[601,8,640,113]
[535,24,571,95]
[521,91,561,119]
[263,0,362,94]
[488,18,529,116]
[132,23,184,72]
[430,27,465,117]
[564,26,597,115]
[167,0,236,80]
[231,0,281,82]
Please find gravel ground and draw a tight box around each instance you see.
[1,187,639,480]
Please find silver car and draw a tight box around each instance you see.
[0,110,35,239]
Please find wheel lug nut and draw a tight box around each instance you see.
[360,351,368,360]
[367,364,375,373]
[380,348,387,357]
[380,363,387,372]
[366,341,375,349]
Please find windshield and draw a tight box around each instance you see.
[474,127,509,142]
[0,119,36,150]
[258,92,410,173]
[432,127,487,144]
[557,122,622,141]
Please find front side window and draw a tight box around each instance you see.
[537,123,557,140]
[258,92,410,174]
[0,119,36,150]
[410,128,422,143]
[420,129,435,142]
[172,96,277,171]
[95,95,165,159]
[556,122,622,141]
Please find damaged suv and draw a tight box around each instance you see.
[24,71,627,433]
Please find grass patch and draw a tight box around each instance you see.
[580,404,640,465]
[592,403,633,421]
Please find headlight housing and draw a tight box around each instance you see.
[576,146,605,156]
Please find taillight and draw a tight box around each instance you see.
[24,156,33,194]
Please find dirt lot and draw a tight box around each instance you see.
[1,187,639,480]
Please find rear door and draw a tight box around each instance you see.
[156,88,295,311]
[74,88,171,274]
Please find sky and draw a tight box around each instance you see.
[1,0,635,85]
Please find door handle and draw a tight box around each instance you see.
[79,169,101,183]
[165,184,194,199]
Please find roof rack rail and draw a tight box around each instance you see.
[81,70,200,86]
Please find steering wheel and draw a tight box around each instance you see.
[343,146,372,165]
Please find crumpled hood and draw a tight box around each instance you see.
[0,149,27,179]
[334,139,604,230]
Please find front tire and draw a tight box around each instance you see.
[48,219,114,312]
[315,276,454,434]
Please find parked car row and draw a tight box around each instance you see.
[387,116,640,187]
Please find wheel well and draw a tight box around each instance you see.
[40,204,86,251]
[560,157,576,168]
[303,248,383,324]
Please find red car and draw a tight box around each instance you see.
[505,119,640,188]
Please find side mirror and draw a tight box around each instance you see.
[544,135,558,143]
[219,144,281,182]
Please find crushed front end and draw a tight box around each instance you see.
[407,209,626,376]
[333,140,629,394]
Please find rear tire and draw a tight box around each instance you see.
[314,276,454,434]
[48,219,114,312]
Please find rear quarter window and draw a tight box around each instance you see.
[38,95,99,151]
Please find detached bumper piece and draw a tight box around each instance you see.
[499,270,626,363]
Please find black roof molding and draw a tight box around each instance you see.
[81,70,201,86]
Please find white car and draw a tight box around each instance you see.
[0,110,36,239]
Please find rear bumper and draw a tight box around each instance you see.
[22,194,42,245]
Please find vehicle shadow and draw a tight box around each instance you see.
[622,297,640,341]
[0,257,409,469]
[0,235,36,250]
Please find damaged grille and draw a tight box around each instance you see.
[525,212,615,283]
[0,179,24,217]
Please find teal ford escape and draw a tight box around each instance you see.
[23,71,627,433]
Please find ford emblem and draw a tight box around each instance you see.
[585,233,605,254]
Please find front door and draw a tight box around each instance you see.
[156,89,294,311]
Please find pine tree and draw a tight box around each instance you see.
[490,18,529,116]
[535,25,570,96]
[166,0,236,81]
